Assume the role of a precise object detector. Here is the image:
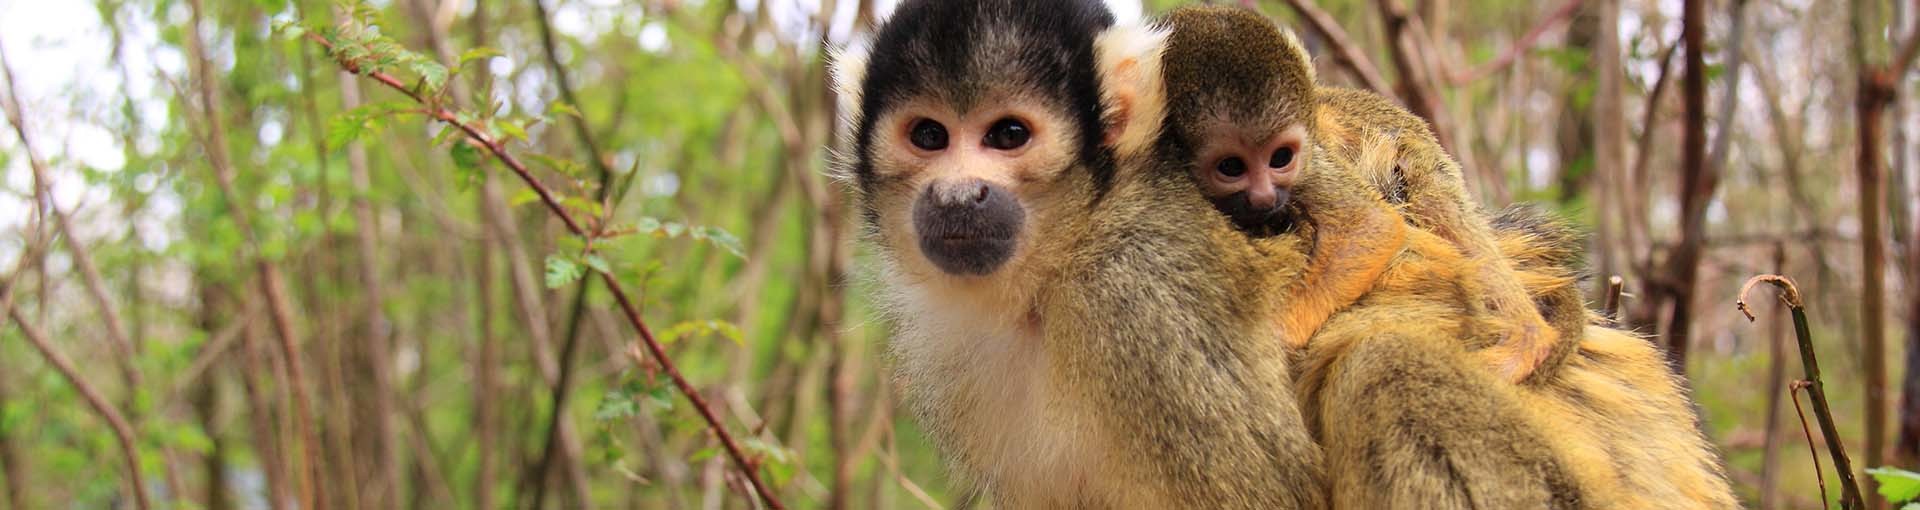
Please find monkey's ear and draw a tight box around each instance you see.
[1095,23,1169,159]
[1278,28,1316,84]
[830,37,872,131]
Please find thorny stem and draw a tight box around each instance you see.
[1737,274,1865,510]
[306,33,787,510]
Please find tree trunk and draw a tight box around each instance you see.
[1661,0,1716,373]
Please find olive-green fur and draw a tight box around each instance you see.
[1155,5,1736,509]
[1042,153,1328,508]
[1158,6,1316,145]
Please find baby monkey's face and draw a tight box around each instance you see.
[1152,5,1319,235]
[1185,116,1310,233]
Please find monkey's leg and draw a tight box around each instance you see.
[1397,153,1561,384]
[1489,205,1595,383]
[1311,330,1583,510]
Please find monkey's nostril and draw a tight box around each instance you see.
[972,183,990,203]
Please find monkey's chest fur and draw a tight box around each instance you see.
[882,276,1161,508]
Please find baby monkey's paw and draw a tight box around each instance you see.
[1478,315,1560,384]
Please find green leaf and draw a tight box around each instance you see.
[694,227,746,258]
[450,142,486,189]
[659,320,744,347]
[549,101,582,119]
[508,189,542,208]
[544,255,584,289]
[594,389,639,422]
[458,47,504,67]
[1870,467,1920,503]
[582,254,612,275]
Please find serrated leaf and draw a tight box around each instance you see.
[495,119,529,141]
[583,254,612,274]
[458,47,503,67]
[1870,467,1920,503]
[594,389,639,422]
[697,227,746,258]
[508,189,541,208]
[544,255,584,289]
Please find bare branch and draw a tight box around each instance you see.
[1255,0,1394,94]
[1737,274,1866,510]
[5,305,153,510]
[1445,0,1585,85]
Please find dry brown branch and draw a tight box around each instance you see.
[1790,382,1834,508]
[5,305,153,510]
[1603,276,1625,323]
[1444,0,1585,85]
[1249,0,1393,94]
[1738,274,1866,510]
[186,0,325,506]
[307,33,786,510]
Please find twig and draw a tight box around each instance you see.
[306,33,786,510]
[1789,381,1831,508]
[1249,0,1393,94]
[186,0,323,506]
[1444,0,1585,85]
[1737,274,1866,510]
[525,2,624,505]
[5,305,153,510]
[1602,276,1624,323]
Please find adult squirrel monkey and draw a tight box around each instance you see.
[834,0,1324,506]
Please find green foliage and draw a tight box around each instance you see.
[1870,467,1920,505]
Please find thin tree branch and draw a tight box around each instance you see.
[307,33,786,510]
[525,3,626,506]
[1738,275,1866,510]
[184,1,324,506]
[1444,0,1584,85]
[1252,0,1393,94]
[5,305,152,510]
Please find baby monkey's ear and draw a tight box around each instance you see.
[1094,22,1169,159]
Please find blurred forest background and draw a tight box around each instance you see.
[0,0,1915,508]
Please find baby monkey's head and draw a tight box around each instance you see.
[1156,6,1318,233]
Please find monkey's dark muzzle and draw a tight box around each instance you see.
[1220,187,1295,236]
[913,178,1024,276]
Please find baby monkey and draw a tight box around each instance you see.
[1140,6,1570,383]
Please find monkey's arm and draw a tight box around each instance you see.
[1314,87,1564,383]
[1271,155,1408,349]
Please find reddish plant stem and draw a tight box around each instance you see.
[307,33,786,510]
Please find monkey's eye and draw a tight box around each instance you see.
[1270,146,1295,168]
[983,118,1030,150]
[1216,157,1249,178]
[910,120,949,151]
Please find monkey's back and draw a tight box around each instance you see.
[1293,229,1737,509]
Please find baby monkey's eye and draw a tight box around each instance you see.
[910,119,950,151]
[983,118,1031,150]
[1270,146,1295,168]
[1216,157,1249,178]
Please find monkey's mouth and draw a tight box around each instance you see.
[912,180,1026,276]
[1219,188,1297,237]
